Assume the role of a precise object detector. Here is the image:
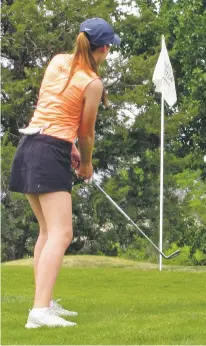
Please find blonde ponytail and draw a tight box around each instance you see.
[61,32,109,107]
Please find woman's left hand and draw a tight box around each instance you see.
[71,143,81,170]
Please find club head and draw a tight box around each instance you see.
[164,250,181,259]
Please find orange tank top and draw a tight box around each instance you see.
[28,54,99,143]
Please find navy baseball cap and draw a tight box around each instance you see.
[80,18,121,46]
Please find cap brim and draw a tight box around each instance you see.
[112,34,121,46]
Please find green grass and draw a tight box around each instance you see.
[1,256,206,345]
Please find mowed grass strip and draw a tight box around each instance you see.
[3,255,206,272]
[1,258,206,345]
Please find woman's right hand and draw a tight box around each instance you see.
[76,162,93,180]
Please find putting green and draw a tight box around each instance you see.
[1,256,206,345]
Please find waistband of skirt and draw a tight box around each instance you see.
[22,134,73,150]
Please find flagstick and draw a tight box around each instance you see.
[153,35,177,270]
[159,80,164,271]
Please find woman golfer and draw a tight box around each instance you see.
[9,18,121,329]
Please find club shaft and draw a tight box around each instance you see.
[94,182,168,258]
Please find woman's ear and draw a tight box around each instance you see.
[99,46,108,53]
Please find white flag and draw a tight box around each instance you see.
[152,35,177,107]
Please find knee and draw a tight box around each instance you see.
[51,228,73,249]
[39,226,48,238]
[62,229,73,248]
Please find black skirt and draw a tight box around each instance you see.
[9,134,73,194]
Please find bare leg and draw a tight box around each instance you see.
[34,191,73,308]
[25,194,47,286]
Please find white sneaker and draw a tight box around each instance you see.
[25,307,77,329]
[51,299,78,317]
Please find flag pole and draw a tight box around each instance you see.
[152,35,177,271]
[159,78,164,271]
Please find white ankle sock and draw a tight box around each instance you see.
[32,307,50,314]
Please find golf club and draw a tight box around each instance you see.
[93,181,180,260]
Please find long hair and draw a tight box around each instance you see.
[61,32,108,107]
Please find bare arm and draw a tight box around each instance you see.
[78,79,103,164]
